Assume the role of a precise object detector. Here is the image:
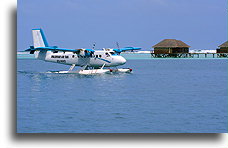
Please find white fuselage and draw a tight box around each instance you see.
[34,50,126,67]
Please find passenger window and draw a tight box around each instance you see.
[99,55,102,58]
[72,55,75,58]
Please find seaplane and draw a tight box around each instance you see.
[26,28,141,74]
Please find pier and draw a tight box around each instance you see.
[150,53,228,58]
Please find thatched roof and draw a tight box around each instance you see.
[218,41,228,48]
[153,39,190,48]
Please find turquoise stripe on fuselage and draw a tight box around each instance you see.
[97,58,111,63]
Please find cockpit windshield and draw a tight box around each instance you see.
[105,52,110,57]
[109,52,117,56]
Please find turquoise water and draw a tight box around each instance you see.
[17,58,227,133]
[17,53,228,60]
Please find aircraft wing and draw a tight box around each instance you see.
[113,47,141,53]
[26,46,95,53]
[34,46,81,52]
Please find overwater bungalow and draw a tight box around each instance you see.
[152,39,190,57]
[217,41,228,53]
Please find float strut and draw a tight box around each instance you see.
[68,64,76,71]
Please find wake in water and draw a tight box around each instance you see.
[17,70,132,80]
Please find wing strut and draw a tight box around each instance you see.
[101,63,106,69]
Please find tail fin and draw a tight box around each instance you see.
[32,28,49,48]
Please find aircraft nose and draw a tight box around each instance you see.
[119,56,126,65]
[121,57,126,64]
[114,56,126,66]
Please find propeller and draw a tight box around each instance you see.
[92,42,96,50]
[77,49,95,57]
[116,42,120,49]
[115,42,122,55]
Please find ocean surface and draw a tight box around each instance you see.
[17,57,227,133]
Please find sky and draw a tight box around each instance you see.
[17,0,227,51]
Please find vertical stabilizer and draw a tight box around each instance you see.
[32,29,49,48]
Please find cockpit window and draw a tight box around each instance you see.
[110,52,117,55]
[105,52,110,57]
